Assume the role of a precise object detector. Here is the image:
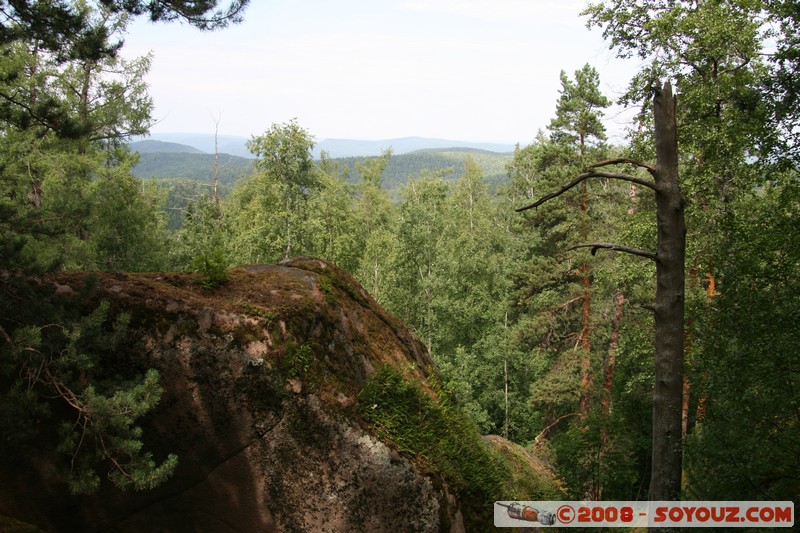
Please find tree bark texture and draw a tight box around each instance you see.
[649,81,686,502]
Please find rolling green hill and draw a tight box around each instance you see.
[131,152,254,185]
[335,148,513,190]
[137,132,516,158]
[315,136,516,158]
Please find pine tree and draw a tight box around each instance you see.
[0,0,250,497]
[1,298,178,494]
[0,5,168,272]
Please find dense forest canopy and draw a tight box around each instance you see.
[0,0,798,512]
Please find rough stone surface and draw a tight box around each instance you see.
[0,258,461,533]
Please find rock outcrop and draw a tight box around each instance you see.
[0,258,559,532]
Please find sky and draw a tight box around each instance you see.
[121,0,641,145]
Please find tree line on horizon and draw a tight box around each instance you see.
[0,0,798,505]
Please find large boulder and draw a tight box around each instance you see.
[0,258,559,532]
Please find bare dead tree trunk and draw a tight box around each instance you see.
[516,81,685,505]
[212,117,221,207]
[504,310,510,441]
[650,81,685,503]
[284,195,292,260]
[534,412,581,444]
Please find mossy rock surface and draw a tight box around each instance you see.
[0,257,559,532]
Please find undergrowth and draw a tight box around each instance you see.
[190,245,228,289]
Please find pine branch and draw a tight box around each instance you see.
[589,157,657,175]
[515,170,656,212]
[567,243,657,262]
[584,170,657,189]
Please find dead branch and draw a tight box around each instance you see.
[535,412,580,443]
[516,170,656,212]
[43,366,84,413]
[567,243,657,262]
[554,296,582,312]
[590,158,657,175]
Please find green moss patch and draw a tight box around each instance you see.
[235,302,279,324]
[317,273,337,304]
[358,365,561,530]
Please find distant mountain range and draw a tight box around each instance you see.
[128,139,204,154]
[131,134,253,158]
[314,137,516,158]
[131,133,517,159]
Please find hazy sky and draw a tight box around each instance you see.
[122,0,640,145]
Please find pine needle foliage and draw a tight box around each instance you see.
[1,297,177,495]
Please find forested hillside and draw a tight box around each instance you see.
[1,0,799,526]
[334,148,513,192]
[130,151,253,184]
[128,143,512,230]
[137,133,515,159]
